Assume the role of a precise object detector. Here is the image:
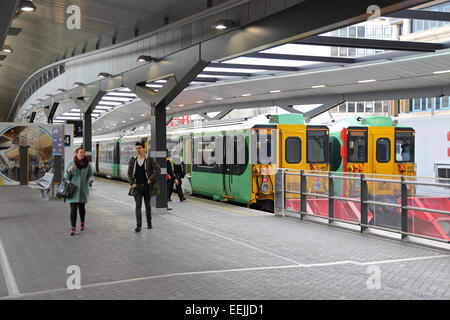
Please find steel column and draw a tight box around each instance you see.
[328,172,335,223]
[151,103,168,212]
[400,176,409,239]
[360,174,369,232]
[300,170,306,220]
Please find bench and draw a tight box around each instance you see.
[29,172,54,200]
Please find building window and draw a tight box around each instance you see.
[357,102,364,113]
[375,26,383,38]
[383,101,389,113]
[375,101,382,113]
[436,166,450,184]
[331,47,339,56]
[331,30,339,37]
[348,26,356,38]
[366,27,374,37]
[357,26,365,38]
[413,99,420,111]
[357,48,365,56]
[366,49,375,55]
[384,26,392,38]
[366,102,373,113]
[348,48,356,57]
[347,102,356,112]
[339,28,347,37]
[435,97,441,110]
[339,47,347,56]
[421,98,427,111]
[443,97,449,109]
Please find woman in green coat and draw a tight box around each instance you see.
[64,147,94,236]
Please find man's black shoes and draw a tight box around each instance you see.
[135,226,141,232]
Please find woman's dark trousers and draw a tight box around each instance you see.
[70,203,86,227]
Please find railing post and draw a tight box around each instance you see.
[328,171,334,224]
[360,174,368,232]
[281,169,286,217]
[401,176,409,240]
[300,170,306,220]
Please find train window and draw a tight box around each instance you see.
[376,138,390,163]
[285,137,301,164]
[395,130,415,163]
[347,130,367,163]
[436,166,450,184]
[307,129,328,164]
[255,131,272,165]
[226,135,249,176]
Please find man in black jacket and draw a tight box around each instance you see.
[168,151,186,202]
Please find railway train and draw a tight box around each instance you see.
[75,113,330,210]
[74,114,416,210]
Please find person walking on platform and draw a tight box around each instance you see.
[168,152,186,202]
[65,147,94,236]
[128,142,160,232]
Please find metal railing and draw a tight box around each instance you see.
[274,169,450,245]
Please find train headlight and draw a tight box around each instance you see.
[261,182,271,193]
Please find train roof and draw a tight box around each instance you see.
[329,116,407,133]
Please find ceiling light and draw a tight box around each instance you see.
[1,45,13,53]
[270,90,281,93]
[211,19,236,30]
[311,85,326,89]
[57,88,67,93]
[141,114,145,117]
[196,101,204,104]
[113,124,117,126]
[20,1,36,12]
[121,120,126,123]
[137,55,156,63]
[433,70,450,75]
[241,93,251,97]
[130,117,134,120]
[215,97,223,101]
[178,104,185,107]
[358,79,376,83]
[98,72,113,79]
[73,82,85,87]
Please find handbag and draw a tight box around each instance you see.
[56,179,76,199]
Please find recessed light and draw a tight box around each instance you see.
[130,118,134,120]
[211,19,236,30]
[20,0,36,12]
[311,85,326,89]
[166,107,170,110]
[137,55,156,63]
[358,79,376,83]
[1,45,13,53]
[121,120,126,123]
[241,93,251,97]
[433,70,450,74]
[98,72,113,79]
[215,97,223,101]
[141,114,145,117]
[178,104,185,107]
[196,101,204,104]
[269,90,281,93]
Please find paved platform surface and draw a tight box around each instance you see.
[0,178,448,300]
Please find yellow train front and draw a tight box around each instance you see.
[329,116,416,199]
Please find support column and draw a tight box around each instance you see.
[151,103,168,212]
[83,107,92,162]
[73,90,104,162]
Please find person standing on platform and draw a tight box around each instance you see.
[65,147,94,236]
[128,142,160,232]
[169,152,186,202]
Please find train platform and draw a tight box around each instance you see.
[0,178,448,300]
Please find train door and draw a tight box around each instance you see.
[370,127,394,175]
[279,125,304,170]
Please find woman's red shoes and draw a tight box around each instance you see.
[80,222,85,231]
[70,227,76,236]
